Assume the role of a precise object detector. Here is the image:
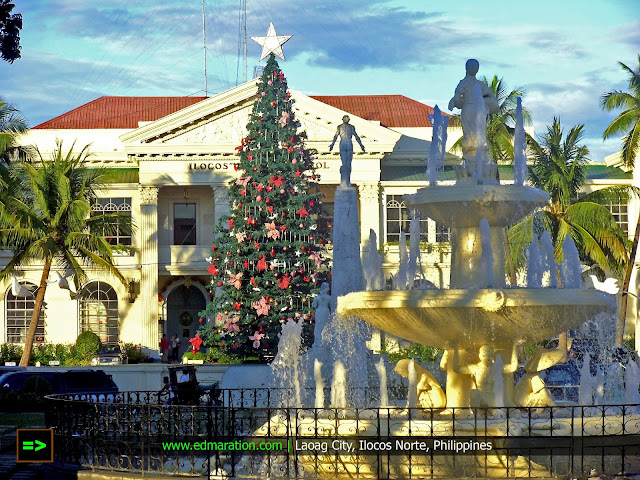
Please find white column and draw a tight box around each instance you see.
[357,183,380,243]
[139,186,159,353]
[213,183,230,228]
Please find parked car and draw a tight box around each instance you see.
[541,363,580,404]
[91,343,128,365]
[0,369,119,408]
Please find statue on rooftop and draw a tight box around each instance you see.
[330,115,365,188]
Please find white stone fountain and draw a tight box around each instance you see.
[337,59,612,410]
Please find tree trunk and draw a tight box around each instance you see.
[19,260,51,367]
[618,212,640,347]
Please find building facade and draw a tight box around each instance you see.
[2,79,637,356]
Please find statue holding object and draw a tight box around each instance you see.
[448,59,500,184]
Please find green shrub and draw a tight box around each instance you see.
[123,343,146,363]
[182,351,207,361]
[378,341,443,363]
[75,332,101,361]
[0,343,23,363]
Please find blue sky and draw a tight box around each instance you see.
[0,0,638,161]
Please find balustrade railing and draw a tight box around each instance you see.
[45,390,640,478]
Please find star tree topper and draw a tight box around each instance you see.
[251,22,292,61]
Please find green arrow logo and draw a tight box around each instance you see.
[22,440,46,451]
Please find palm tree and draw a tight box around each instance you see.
[0,141,132,366]
[601,56,640,346]
[509,118,630,277]
[0,98,28,162]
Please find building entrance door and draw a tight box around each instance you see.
[166,284,206,359]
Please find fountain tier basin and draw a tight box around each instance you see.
[405,185,549,228]
[337,289,612,349]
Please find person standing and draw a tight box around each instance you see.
[170,334,180,362]
[159,334,169,363]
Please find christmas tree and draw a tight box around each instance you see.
[198,54,329,360]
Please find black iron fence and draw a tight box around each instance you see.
[45,390,640,478]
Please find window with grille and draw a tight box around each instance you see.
[174,203,197,245]
[435,223,451,243]
[607,201,628,236]
[92,197,132,246]
[385,195,428,243]
[79,281,119,343]
[6,283,46,344]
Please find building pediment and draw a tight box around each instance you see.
[120,79,401,157]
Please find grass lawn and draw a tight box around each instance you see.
[0,412,45,431]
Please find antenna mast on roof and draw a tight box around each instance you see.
[242,0,247,82]
[202,0,208,96]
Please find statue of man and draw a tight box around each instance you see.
[448,59,499,181]
[329,115,365,188]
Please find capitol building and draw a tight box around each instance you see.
[2,79,636,356]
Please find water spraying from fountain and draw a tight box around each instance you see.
[579,354,594,404]
[271,320,305,407]
[427,105,448,186]
[624,359,640,405]
[561,235,582,288]
[493,354,505,408]
[364,229,384,291]
[513,97,528,186]
[480,219,494,288]
[314,359,325,408]
[407,360,417,408]
[540,231,557,287]
[408,218,421,289]
[394,231,409,290]
[526,236,542,288]
[375,357,389,407]
[330,361,347,409]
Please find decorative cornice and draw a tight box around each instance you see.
[139,186,159,205]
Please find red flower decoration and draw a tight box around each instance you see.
[257,255,267,271]
[228,219,234,229]
[296,206,309,218]
[207,263,219,275]
[287,146,294,152]
[254,240,260,249]
[250,276,258,286]
[234,302,241,310]
[277,274,291,289]
[270,175,284,187]
[296,170,301,177]
[267,206,274,212]
[189,334,203,352]
[279,224,287,232]
[247,154,253,160]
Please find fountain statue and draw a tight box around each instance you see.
[395,359,446,408]
[311,282,331,348]
[329,115,365,188]
[337,59,612,409]
[448,58,499,184]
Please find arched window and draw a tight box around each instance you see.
[6,283,46,343]
[79,281,119,343]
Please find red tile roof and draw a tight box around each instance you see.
[310,95,439,127]
[33,95,440,130]
[33,97,207,129]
